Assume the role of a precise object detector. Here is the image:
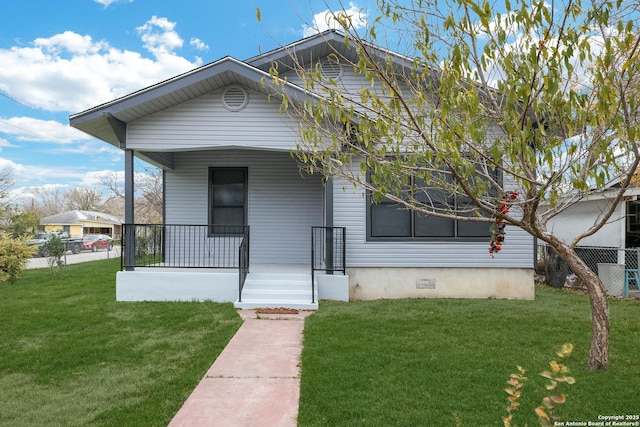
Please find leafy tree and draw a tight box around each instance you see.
[0,234,34,283]
[267,0,640,370]
[8,211,40,238]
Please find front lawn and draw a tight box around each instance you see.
[4,261,639,426]
[298,287,640,426]
[0,260,242,427]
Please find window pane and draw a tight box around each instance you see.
[415,213,455,237]
[457,220,491,237]
[213,207,245,226]
[413,177,455,237]
[414,176,455,215]
[414,187,453,207]
[209,168,247,230]
[456,194,490,237]
[371,203,411,237]
[213,170,246,206]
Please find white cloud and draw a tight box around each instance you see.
[5,166,131,204]
[302,2,368,37]
[54,141,122,158]
[0,18,201,113]
[0,157,76,193]
[0,157,26,179]
[11,183,71,206]
[0,156,117,195]
[81,169,121,187]
[34,31,107,55]
[94,0,134,7]
[137,16,184,57]
[0,117,91,144]
[0,138,16,150]
[190,38,209,51]
[79,169,153,190]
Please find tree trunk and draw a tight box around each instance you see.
[555,243,610,370]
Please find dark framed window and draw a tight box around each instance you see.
[367,172,494,240]
[208,167,248,234]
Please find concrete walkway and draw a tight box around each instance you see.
[168,309,312,427]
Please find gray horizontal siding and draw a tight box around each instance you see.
[164,149,324,264]
[333,173,535,269]
[126,87,302,151]
[281,60,410,106]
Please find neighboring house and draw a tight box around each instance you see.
[545,183,640,249]
[69,30,535,308]
[543,182,640,297]
[41,210,123,238]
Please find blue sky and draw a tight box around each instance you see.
[0,0,373,203]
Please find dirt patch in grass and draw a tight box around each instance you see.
[255,307,300,315]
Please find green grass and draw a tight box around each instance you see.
[0,259,243,427]
[4,263,639,426]
[298,287,640,426]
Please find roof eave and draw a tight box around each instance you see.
[69,56,318,147]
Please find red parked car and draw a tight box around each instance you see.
[82,234,113,252]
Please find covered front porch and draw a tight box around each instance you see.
[118,224,348,309]
[114,147,349,308]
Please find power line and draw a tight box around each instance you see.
[0,91,66,143]
[0,118,59,143]
[0,90,36,111]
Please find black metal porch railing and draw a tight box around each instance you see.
[121,224,249,269]
[311,226,346,303]
[238,226,250,302]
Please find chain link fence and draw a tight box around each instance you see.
[538,244,640,297]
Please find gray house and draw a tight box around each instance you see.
[69,30,535,308]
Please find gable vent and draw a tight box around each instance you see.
[223,86,249,111]
[320,57,342,81]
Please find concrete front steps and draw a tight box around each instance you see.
[234,273,318,310]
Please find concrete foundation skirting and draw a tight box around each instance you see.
[316,274,349,301]
[347,267,535,300]
[116,267,533,302]
[115,269,351,302]
[116,270,238,302]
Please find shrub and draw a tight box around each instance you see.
[44,234,67,275]
[0,235,35,283]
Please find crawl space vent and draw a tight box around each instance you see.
[223,86,249,111]
[320,57,342,81]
